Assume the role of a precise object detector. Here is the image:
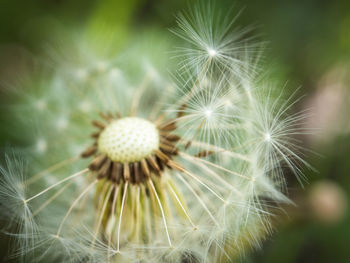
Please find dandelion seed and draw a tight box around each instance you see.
[204,109,212,118]
[264,132,271,142]
[208,48,217,57]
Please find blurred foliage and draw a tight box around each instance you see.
[0,0,349,262]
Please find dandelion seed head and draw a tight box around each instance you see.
[0,3,311,262]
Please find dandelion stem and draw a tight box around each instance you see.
[56,179,97,237]
[25,168,89,203]
[148,179,172,247]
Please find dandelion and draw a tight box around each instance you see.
[0,4,308,263]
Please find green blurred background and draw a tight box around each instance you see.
[0,0,349,262]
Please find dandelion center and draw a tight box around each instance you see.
[98,117,159,163]
[81,112,180,184]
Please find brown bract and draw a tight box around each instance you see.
[81,112,181,185]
